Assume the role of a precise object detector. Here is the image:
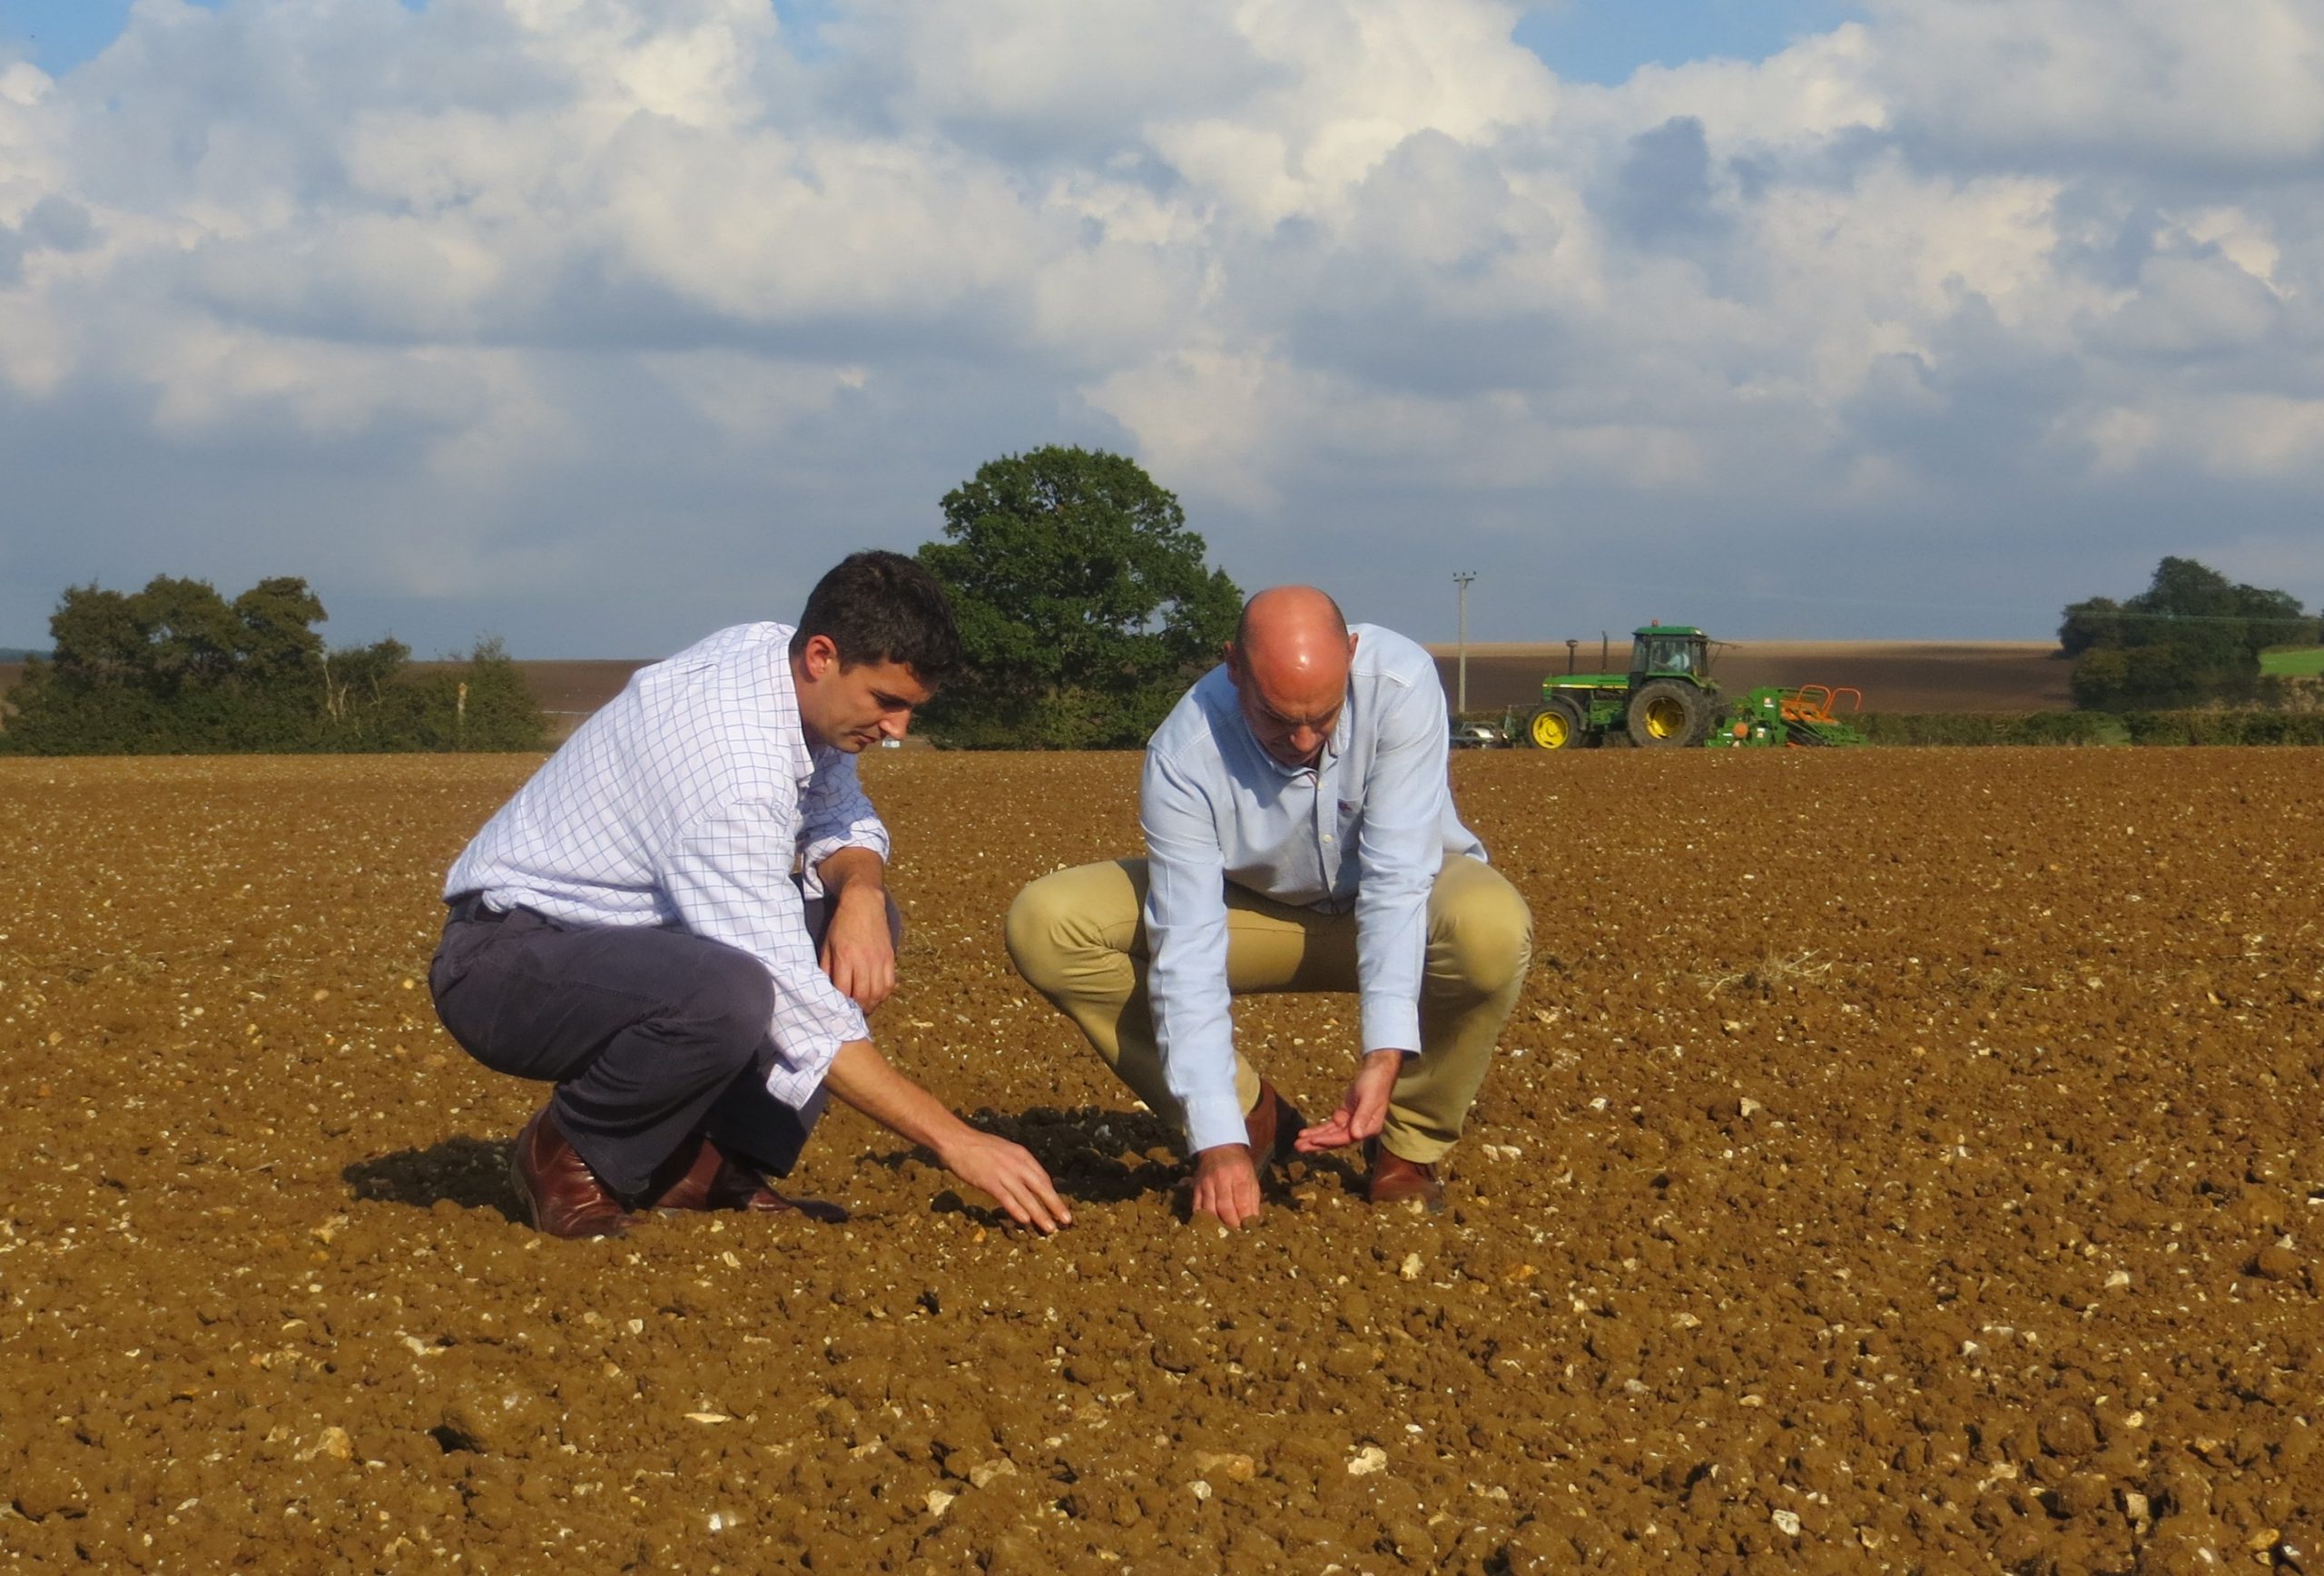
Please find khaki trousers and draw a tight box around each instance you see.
[1005,855,1531,1164]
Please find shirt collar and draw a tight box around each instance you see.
[770,641,821,785]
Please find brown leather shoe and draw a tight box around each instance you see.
[509,1105,635,1239]
[645,1134,849,1224]
[1244,1079,1305,1167]
[1364,1138,1446,1211]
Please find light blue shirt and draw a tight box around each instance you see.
[443,623,888,1108]
[1139,624,1485,1153]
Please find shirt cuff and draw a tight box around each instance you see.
[1182,1088,1251,1156]
[764,1065,831,1111]
[797,830,890,897]
[762,1010,863,1098]
[1360,995,1423,1058]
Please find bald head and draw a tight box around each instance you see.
[1225,586,1358,767]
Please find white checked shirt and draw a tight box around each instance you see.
[443,623,888,1108]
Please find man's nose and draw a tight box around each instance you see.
[881,711,911,739]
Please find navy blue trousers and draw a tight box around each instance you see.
[428,892,896,1201]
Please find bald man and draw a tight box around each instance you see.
[1007,587,1533,1226]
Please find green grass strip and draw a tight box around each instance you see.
[2260,646,2324,676]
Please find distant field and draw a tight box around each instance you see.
[2262,646,2324,677]
[7,647,2079,741]
[497,644,2078,739]
[486,645,2073,739]
[409,658,653,740]
[504,645,2073,739]
[1429,639,2073,715]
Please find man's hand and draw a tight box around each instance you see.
[820,885,898,1011]
[936,1128,1074,1236]
[1295,1048,1405,1153]
[824,1039,1072,1236]
[1189,1144,1264,1228]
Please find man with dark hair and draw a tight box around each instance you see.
[1008,585,1531,1226]
[790,550,966,692]
[431,550,1068,1239]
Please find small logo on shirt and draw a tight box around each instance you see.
[1337,800,1359,817]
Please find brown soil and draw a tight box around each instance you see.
[3,750,2319,1572]
[1433,641,2073,715]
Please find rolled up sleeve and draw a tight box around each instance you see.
[795,754,890,899]
[1140,749,1246,1154]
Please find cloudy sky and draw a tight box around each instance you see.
[1,0,2319,657]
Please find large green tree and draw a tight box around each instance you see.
[2062,556,2319,710]
[914,446,1242,748]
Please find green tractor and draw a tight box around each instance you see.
[1526,625,1867,750]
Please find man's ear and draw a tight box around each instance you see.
[1221,643,1243,688]
[800,632,841,681]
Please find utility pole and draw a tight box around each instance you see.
[1452,572,1476,715]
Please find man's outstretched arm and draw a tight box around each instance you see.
[822,1039,1072,1234]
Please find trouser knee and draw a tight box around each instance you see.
[672,946,778,1073]
[1005,873,1086,998]
[1433,882,1534,995]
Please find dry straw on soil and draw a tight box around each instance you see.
[1,750,2319,1573]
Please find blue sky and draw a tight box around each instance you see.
[0,0,204,72]
[0,0,2318,656]
[1513,0,1865,85]
[7,0,1870,89]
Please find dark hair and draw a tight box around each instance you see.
[791,551,966,687]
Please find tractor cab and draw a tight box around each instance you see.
[1631,625,1710,683]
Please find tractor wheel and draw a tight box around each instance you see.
[1527,697,1588,751]
[1626,679,1710,748]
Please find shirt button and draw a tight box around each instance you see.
[1322,834,1334,843]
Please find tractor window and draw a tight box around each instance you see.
[1636,637,1694,675]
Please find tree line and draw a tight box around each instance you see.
[0,576,546,754]
[11,504,2315,755]
[0,446,1240,755]
[2062,557,2320,711]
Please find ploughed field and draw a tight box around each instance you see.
[2,750,2319,1574]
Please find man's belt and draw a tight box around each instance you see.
[445,891,509,924]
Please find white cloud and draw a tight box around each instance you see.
[1867,0,2324,168]
[0,0,2319,655]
